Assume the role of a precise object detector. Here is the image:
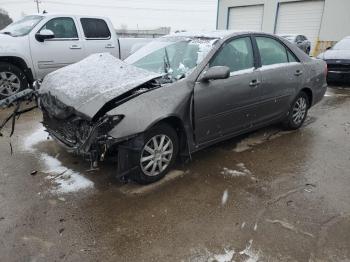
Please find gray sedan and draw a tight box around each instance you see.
[39,31,328,184]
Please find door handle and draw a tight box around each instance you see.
[105,43,115,48]
[70,44,82,49]
[294,70,303,76]
[249,79,261,87]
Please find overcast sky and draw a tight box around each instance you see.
[0,0,217,31]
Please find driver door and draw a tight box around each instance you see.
[29,17,86,79]
[193,36,261,145]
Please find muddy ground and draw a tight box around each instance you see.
[0,86,350,262]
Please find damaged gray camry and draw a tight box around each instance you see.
[38,31,328,184]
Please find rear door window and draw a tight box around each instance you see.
[80,18,111,39]
[256,37,289,66]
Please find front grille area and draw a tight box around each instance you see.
[43,112,92,147]
[326,60,350,72]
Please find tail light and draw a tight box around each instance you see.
[324,63,328,76]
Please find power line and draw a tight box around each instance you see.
[34,0,40,13]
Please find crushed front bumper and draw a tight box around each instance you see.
[42,111,143,178]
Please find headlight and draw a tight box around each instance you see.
[108,115,124,126]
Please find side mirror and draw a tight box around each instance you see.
[35,29,55,42]
[200,66,230,82]
[326,46,332,50]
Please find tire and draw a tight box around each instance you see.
[131,123,179,185]
[0,62,28,99]
[282,92,309,130]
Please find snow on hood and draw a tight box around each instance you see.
[323,49,350,60]
[0,34,20,53]
[39,53,161,118]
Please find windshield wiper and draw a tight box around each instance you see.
[163,47,171,74]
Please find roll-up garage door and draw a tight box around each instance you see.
[275,0,325,53]
[228,5,264,31]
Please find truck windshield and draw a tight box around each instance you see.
[126,37,218,79]
[0,15,43,37]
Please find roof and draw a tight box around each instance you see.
[24,13,110,20]
[165,30,257,39]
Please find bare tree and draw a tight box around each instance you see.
[0,9,13,30]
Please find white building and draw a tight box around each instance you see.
[216,0,350,55]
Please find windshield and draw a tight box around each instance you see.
[332,38,350,50]
[126,37,218,79]
[0,15,43,36]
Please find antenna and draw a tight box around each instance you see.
[34,0,41,13]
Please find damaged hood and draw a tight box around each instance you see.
[39,53,161,118]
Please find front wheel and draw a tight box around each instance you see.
[0,62,28,99]
[283,92,309,130]
[131,124,179,184]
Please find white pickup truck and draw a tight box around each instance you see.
[0,13,150,98]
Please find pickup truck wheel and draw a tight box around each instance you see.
[283,92,309,130]
[0,62,28,98]
[132,124,179,185]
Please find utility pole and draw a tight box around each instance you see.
[34,0,40,13]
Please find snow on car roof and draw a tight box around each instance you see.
[165,30,256,39]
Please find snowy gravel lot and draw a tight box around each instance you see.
[0,86,350,261]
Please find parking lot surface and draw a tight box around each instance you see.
[0,86,350,262]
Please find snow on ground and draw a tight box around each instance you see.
[41,153,93,194]
[221,189,229,206]
[22,125,48,152]
[221,163,252,177]
[22,125,94,194]
[189,242,261,262]
[212,248,235,262]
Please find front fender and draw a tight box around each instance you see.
[106,81,192,139]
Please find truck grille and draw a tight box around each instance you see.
[326,60,350,72]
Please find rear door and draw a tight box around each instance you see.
[252,35,304,125]
[79,18,119,58]
[193,36,261,144]
[29,17,86,79]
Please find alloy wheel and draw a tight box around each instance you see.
[140,134,174,177]
[0,71,21,97]
[292,97,307,125]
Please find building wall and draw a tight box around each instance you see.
[319,0,350,41]
[217,0,350,41]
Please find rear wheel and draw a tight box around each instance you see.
[132,124,179,184]
[283,92,309,130]
[0,62,28,99]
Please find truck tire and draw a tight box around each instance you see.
[0,62,28,99]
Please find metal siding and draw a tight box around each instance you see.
[228,5,264,31]
[275,0,325,52]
